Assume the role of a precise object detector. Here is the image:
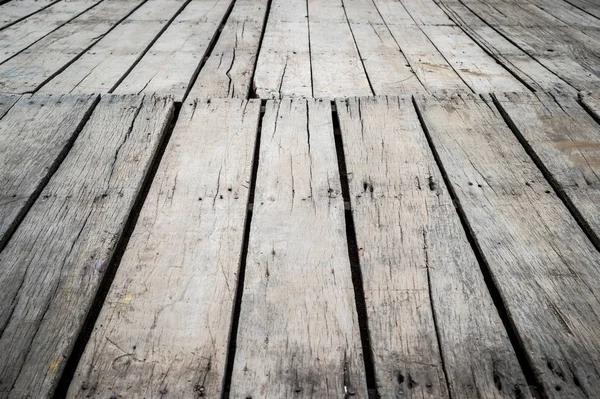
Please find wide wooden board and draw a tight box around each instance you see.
[114,0,233,102]
[39,0,188,94]
[68,98,259,398]
[0,0,59,30]
[0,93,98,250]
[230,98,367,397]
[0,0,146,93]
[187,0,269,99]
[336,96,529,398]
[415,92,600,398]
[0,94,173,398]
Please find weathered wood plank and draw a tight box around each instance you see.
[230,98,367,397]
[564,0,600,19]
[336,96,529,398]
[493,91,600,247]
[40,0,188,94]
[0,93,98,251]
[0,94,173,398]
[0,0,146,94]
[187,0,269,99]
[435,0,577,94]
[114,0,233,102]
[414,92,600,398]
[580,90,600,115]
[0,0,59,30]
[68,98,259,398]
[308,0,373,98]
[0,0,101,65]
[252,0,312,99]
[0,92,20,118]
[342,0,424,95]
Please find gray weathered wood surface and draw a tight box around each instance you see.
[0,93,98,250]
[68,98,260,398]
[415,92,600,398]
[0,0,59,30]
[0,94,173,398]
[494,91,600,248]
[0,93,19,118]
[337,95,529,398]
[230,98,367,398]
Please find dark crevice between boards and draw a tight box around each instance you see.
[331,102,379,399]
[0,94,101,254]
[0,0,61,32]
[108,0,196,93]
[0,0,106,68]
[181,0,238,102]
[52,100,182,399]
[578,92,600,126]
[493,93,600,253]
[562,0,600,21]
[411,95,545,399]
[221,100,265,398]
[247,0,273,99]
[31,0,151,94]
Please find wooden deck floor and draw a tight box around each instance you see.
[1,0,600,398]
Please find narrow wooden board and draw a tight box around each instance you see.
[0,92,19,118]
[342,0,424,95]
[0,0,146,94]
[114,0,233,102]
[435,0,577,94]
[187,0,269,99]
[0,94,173,398]
[0,93,98,251]
[414,92,600,398]
[493,92,600,247]
[580,90,600,114]
[0,0,101,65]
[68,98,259,398]
[308,0,373,98]
[230,98,367,397]
[0,0,59,30]
[336,95,530,398]
[372,0,469,93]
[564,0,600,19]
[252,0,312,99]
[39,0,188,94]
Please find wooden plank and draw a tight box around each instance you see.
[493,91,600,247]
[0,0,101,65]
[414,92,600,398]
[39,0,188,94]
[435,0,577,94]
[0,0,146,94]
[187,0,269,99]
[68,98,259,398]
[114,0,233,102]
[564,0,600,19]
[581,90,600,115]
[252,0,312,98]
[0,92,20,118]
[308,0,373,98]
[342,0,424,95]
[372,0,469,93]
[0,94,173,398]
[230,98,367,397]
[0,0,59,30]
[0,93,98,251]
[336,95,530,398]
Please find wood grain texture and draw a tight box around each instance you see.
[493,91,600,249]
[0,0,101,65]
[39,0,188,94]
[68,98,259,398]
[0,93,20,118]
[0,93,98,251]
[0,94,173,398]
[230,98,367,398]
[336,96,529,399]
[414,92,600,399]
[0,0,146,94]
[187,0,269,99]
[308,0,373,98]
[564,0,600,19]
[114,0,233,102]
[0,0,59,30]
[580,90,600,115]
[252,0,312,99]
